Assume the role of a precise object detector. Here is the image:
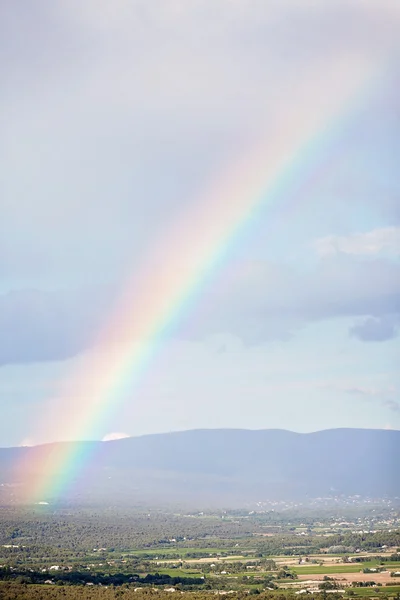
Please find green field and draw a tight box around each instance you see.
[346,586,400,597]
[155,568,203,577]
[292,565,367,575]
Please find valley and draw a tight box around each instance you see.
[0,503,399,600]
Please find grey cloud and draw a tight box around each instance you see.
[0,287,114,366]
[2,253,399,365]
[1,1,400,363]
[343,386,389,397]
[1,1,400,285]
[383,399,400,413]
[202,254,400,347]
[349,315,400,342]
[187,256,400,342]
[314,227,400,257]
[335,384,399,414]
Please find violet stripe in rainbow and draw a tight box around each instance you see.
[18,57,379,502]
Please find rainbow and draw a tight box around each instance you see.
[18,57,379,502]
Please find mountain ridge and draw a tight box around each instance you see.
[0,428,398,506]
[4,426,398,449]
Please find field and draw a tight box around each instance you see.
[291,566,366,575]
[346,587,400,597]
[0,504,399,599]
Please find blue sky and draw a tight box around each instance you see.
[1,0,399,446]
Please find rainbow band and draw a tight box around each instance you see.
[19,58,377,502]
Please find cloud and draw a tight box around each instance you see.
[320,382,397,400]
[1,1,400,443]
[1,2,400,363]
[19,438,34,447]
[349,315,400,342]
[314,227,400,257]
[0,286,115,366]
[184,255,400,342]
[102,432,130,442]
[1,253,400,364]
[382,400,400,413]
[339,384,400,414]
[1,0,400,288]
[343,385,396,398]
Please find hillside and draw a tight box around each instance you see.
[0,428,398,506]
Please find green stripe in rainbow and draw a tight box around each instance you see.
[18,57,380,503]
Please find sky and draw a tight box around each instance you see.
[1,0,400,447]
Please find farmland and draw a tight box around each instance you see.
[0,503,399,599]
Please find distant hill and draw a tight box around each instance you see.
[0,428,399,506]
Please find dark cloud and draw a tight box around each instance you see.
[349,315,399,342]
[1,254,399,365]
[0,287,114,366]
[183,256,400,343]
